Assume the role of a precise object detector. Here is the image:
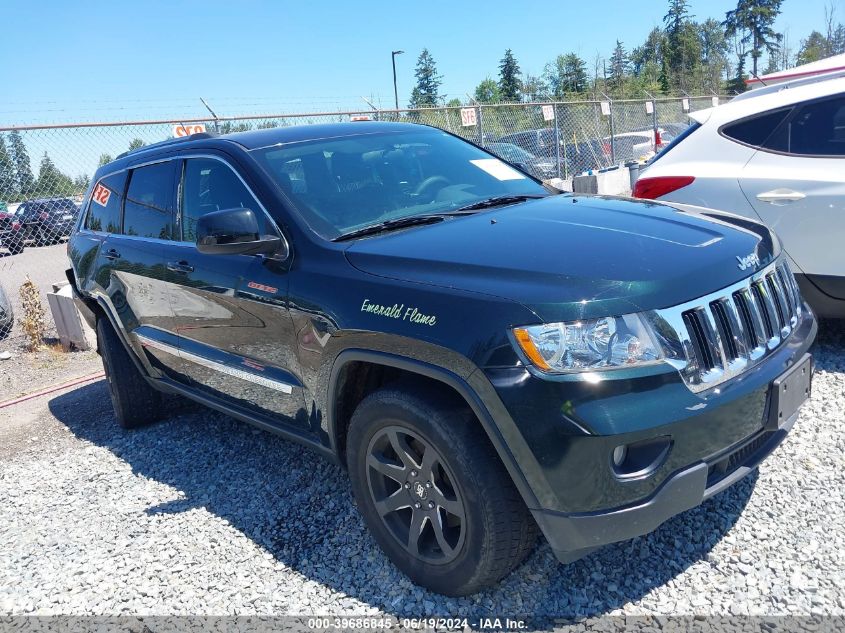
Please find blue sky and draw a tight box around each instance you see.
[1,0,834,126]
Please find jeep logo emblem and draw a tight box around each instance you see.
[736,252,760,271]
[414,482,427,500]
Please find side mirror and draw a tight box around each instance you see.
[196,207,286,257]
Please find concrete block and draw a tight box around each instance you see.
[47,284,94,351]
[573,166,634,196]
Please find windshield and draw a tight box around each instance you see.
[251,128,548,239]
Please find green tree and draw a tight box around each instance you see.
[97,153,113,167]
[543,53,588,97]
[796,30,829,63]
[520,73,548,101]
[473,77,500,103]
[727,53,748,93]
[498,49,522,102]
[631,28,667,93]
[0,135,18,202]
[408,49,442,108]
[700,18,730,90]
[446,97,463,107]
[73,174,90,193]
[663,0,702,91]
[608,40,630,95]
[724,0,784,76]
[8,131,34,199]
[36,152,73,196]
[128,138,145,151]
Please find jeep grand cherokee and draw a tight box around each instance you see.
[67,122,816,596]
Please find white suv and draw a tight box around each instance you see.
[634,74,845,317]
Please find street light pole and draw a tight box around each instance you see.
[392,50,404,111]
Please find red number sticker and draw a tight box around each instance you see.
[92,183,111,207]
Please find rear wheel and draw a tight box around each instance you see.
[347,384,537,596]
[96,317,163,429]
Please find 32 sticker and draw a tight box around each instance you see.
[92,183,111,207]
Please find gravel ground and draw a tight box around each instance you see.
[0,322,842,618]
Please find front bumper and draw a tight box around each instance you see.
[532,394,803,562]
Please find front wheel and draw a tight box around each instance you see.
[347,384,537,596]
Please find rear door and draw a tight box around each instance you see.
[738,95,845,297]
[99,159,181,376]
[162,154,306,427]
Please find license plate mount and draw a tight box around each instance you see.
[767,353,812,430]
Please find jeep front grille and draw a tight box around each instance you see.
[650,259,803,393]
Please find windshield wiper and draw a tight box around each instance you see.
[333,214,449,242]
[453,194,546,213]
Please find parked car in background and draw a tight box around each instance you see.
[485,142,557,180]
[0,202,26,255]
[634,73,845,318]
[496,128,607,177]
[0,283,13,339]
[16,198,80,246]
[605,128,674,163]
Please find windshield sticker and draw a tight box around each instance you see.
[92,183,111,207]
[469,158,526,181]
[361,299,436,326]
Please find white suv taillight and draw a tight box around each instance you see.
[632,176,695,199]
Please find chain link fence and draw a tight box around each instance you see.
[0,95,723,350]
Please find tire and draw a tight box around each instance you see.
[347,383,537,596]
[96,317,163,429]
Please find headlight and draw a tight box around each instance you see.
[512,313,663,373]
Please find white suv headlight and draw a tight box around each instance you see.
[512,314,664,373]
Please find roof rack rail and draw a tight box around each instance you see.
[116,131,218,160]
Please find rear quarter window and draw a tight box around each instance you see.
[720,108,793,148]
[85,172,126,233]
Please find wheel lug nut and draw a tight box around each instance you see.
[404,482,411,489]
[425,482,432,489]
[428,501,435,509]
[410,470,418,477]
[414,502,421,509]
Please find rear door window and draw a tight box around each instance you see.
[123,162,176,239]
[777,96,845,156]
[86,172,126,233]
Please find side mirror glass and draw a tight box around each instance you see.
[195,208,286,257]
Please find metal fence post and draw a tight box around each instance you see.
[476,105,484,147]
[607,97,616,165]
[553,103,562,180]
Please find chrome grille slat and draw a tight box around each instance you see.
[651,258,804,394]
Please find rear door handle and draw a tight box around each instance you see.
[756,188,806,205]
[167,260,194,274]
[104,248,121,260]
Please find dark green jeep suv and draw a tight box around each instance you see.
[67,122,816,596]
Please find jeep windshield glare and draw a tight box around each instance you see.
[250,128,549,239]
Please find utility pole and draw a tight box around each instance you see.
[391,50,404,111]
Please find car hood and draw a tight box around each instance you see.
[344,195,777,323]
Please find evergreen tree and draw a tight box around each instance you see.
[543,53,588,97]
[474,77,500,103]
[0,135,18,202]
[98,154,113,167]
[128,138,146,151]
[608,40,630,95]
[724,0,784,76]
[700,18,730,90]
[8,131,34,199]
[727,54,748,93]
[37,152,73,196]
[797,30,829,64]
[408,49,442,108]
[498,49,522,102]
[520,73,549,101]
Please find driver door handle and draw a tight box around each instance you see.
[167,260,194,274]
[104,248,121,260]
[756,189,806,205]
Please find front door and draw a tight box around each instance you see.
[163,155,307,427]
